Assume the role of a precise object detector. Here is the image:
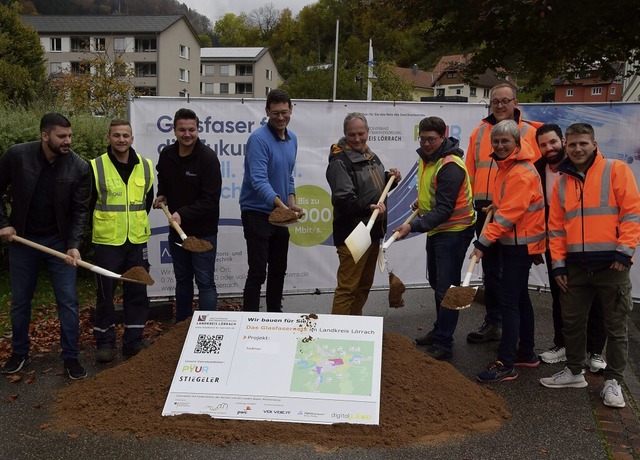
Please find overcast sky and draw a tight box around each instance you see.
[181,0,315,22]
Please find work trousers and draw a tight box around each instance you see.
[332,243,379,315]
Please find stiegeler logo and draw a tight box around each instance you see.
[160,240,172,263]
[197,314,208,322]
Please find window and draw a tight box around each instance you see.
[220,65,229,77]
[179,45,189,59]
[114,61,128,77]
[483,88,490,98]
[436,88,445,97]
[446,71,456,78]
[202,83,214,94]
[179,68,189,82]
[566,89,574,97]
[135,38,156,52]
[202,65,214,76]
[237,64,252,76]
[135,86,156,96]
[70,36,90,52]
[470,87,477,96]
[591,87,602,95]
[50,37,62,52]
[50,62,63,74]
[220,83,229,94]
[94,38,106,52]
[236,83,253,94]
[114,37,127,52]
[71,61,89,75]
[456,88,462,95]
[611,87,616,95]
[266,69,273,81]
[135,63,157,77]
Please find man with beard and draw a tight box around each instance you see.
[0,113,91,379]
[534,124,606,372]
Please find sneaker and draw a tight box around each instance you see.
[467,322,502,344]
[64,358,87,380]
[601,379,625,408]
[424,345,452,361]
[514,354,540,368]
[477,360,518,383]
[540,346,567,364]
[95,347,115,363]
[415,330,435,346]
[1,353,32,374]
[540,367,587,388]
[588,353,607,373]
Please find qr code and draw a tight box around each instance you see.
[194,334,223,354]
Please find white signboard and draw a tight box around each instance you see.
[162,312,384,425]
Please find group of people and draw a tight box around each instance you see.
[0,85,638,410]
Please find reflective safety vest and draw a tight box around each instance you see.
[91,153,154,245]
[478,144,546,255]
[549,153,640,269]
[418,154,475,236]
[466,117,542,206]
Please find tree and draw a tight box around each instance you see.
[48,51,135,117]
[398,0,640,87]
[213,13,261,47]
[248,3,280,41]
[0,2,45,105]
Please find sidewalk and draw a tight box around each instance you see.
[1,287,639,459]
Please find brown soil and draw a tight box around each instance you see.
[182,236,213,253]
[52,323,510,450]
[121,266,155,286]
[269,207,299,224]
[442,286,477,310]
[388,272,406,308]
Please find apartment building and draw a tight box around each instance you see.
[200,47,281,98]
[21,15,201,97]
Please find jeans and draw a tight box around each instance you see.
[241,211,290,312]
[426,226,475,352]
[476,210,501,326]
[9,233,79,360]
[93,242,149,350]
[168,233,218,322]
[496,244,535,367]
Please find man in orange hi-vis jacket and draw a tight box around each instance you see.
[540,123,640,409]
[471,119,546,384]
[465,83,542,345]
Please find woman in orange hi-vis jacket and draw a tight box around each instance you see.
[540,123,640,409]
[470,119,546,384]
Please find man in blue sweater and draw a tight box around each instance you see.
[239,89,303,312]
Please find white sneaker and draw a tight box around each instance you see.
[588,353,607,373]
[540,346,567,364]
[601,379,625,408]
[540,367,588,388]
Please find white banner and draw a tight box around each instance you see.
[162,312,383,425]
[129,98,640,299]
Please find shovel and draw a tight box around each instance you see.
[10,235,154,286]
[345,176,396,264]
[159,203,213,253]
[378,208,420,272]
[441,209,494,310]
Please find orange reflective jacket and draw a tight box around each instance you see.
[466,110,542,206]
[548,152,640,269]
[478,141,546,255]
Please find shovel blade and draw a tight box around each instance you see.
[377,247,387,273]
[344,222,372,263]
[441,285,478,310]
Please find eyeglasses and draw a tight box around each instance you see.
[269,110,291,118]
[419,136,441,144]
[490,98,515,107]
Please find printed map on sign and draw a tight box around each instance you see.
[291,339,374,396]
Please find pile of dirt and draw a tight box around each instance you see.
[52,323,510,450]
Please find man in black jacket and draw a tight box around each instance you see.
[0,113,91,379]
[154,108,222,322]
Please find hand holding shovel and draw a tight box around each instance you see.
[10,235,154,285]
[345,176,396,263]
[159,203,213,253]
[378,208,420,272]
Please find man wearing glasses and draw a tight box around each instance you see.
[240,88,304,313]
[465,83,542,344]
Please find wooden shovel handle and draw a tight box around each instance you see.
[382,208,420,250]
[159,202,187,240]
[11,235,96,271]
[367,176,397,229]
[462,209,495,286]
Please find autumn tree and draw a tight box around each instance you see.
[0,2,45,105]
[213,13,261,47]
[48,51,135,117]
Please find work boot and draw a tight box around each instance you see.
[96,347,116,363]
[415,330,435,346]
[466,322,501,343]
